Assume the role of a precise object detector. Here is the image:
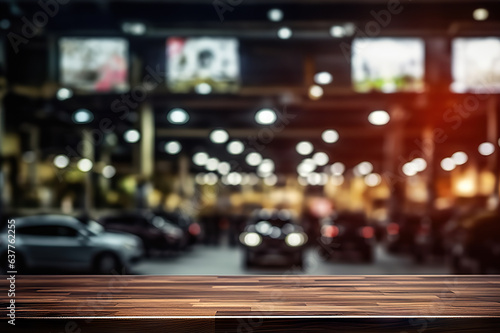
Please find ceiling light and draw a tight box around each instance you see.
[124,129,140,143]
[210,129,229,144]
[322,129,339,143]
[165,141,182,155]
[167,108,189,124]
[246,152,263,166]
[368,110,390,126]
[268,8,283,22]
[72,109,93,124]
[255,108,277,125]
[277,27,292,39]
[227,140,245,155]
[77,158,93,172]
[193,152,209,166]
[296,141,313,155]
[53,155,69,169]
[314,72,333,85]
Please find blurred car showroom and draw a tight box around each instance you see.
[1,0,500,275]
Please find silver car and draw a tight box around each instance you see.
[0,215,144,274]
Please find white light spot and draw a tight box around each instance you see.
[264,174,278,186]
[165,141,181,155]
[313,152,329,166]
[167,108,189,124]
[277,27,292,39]
[364,173,382,187]
[330,25,346,38]
[217,161,231,175]
[479,142,495,156]
[330,162,345,175]
[402,162,418,176]
[77,158,93,172]
[356,161,373,176]
[227,172,243,185]
[296,141,314,155]
[193,152,209,166]
[227,140,244,155]
[314,72,333,85]
[195,83,212,95]
[473,8,488,21]
[72,109,93,124]
[255,108,277,125]
[210,129,229,144]
[246,152,263,166]
[451,151,468,165]
[53,155,69,169]
[322,129,339,143]
[309,85,324,99]
[258,159,275,174]
[124,129,140,143]
[102,165,116,179]
[205,158,219,171]
[368,110,390,126]
[412,158,427,172]
[204,172,218,185]
[441,158,456,171]
[268,8,283,22]
[57,88,73,101]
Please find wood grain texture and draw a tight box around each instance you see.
[1,275,499,332]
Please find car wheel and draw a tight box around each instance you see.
[244,251,253,268]
[94,253,121,274]
[293,253,303,268]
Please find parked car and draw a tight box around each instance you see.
[240,209,307,268]
[385,214,422,254]
[99,212,184,256]
[319,211,375,262]
[445,211,500,274]
[153,210,201,248]
[0,215,143,274]
[412,209,454,263]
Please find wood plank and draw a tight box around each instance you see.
[1,275,499,332]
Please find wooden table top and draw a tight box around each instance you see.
[5,275,500,318]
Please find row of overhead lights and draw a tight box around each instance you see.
[51,154,116,178]
[117,8,490,38]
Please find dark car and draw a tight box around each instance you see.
[240,209,308,268]
[99,212,184,256]
[446,212,500,274]
[319,212,375,262]
[153,210,201,248]
[412,209,454,263]
[385,214,422,254]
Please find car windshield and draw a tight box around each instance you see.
[87,220,104,235]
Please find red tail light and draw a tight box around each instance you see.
[321,225,339,238]
[387,223,399,236]
[361,226,375,239]
[188,223,201,236]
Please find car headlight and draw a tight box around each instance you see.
[240,232,262,247]
[285,232,307,247]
